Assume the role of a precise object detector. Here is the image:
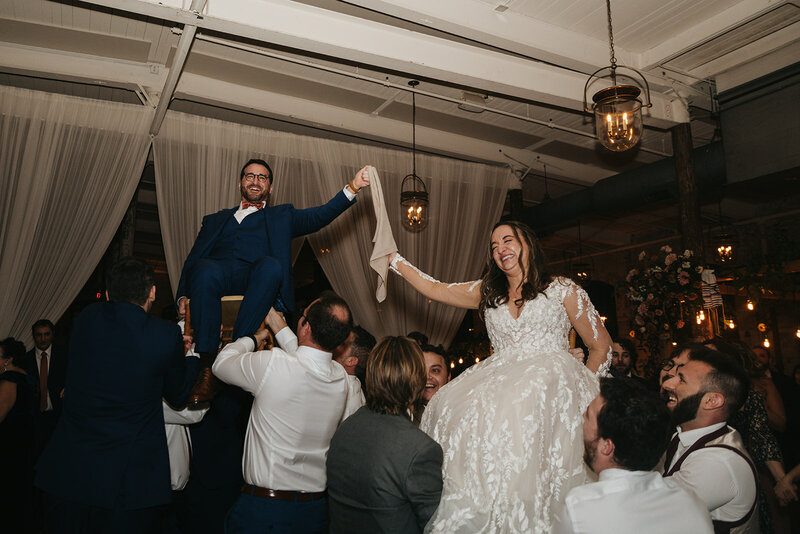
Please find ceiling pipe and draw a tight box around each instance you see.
[149,0,207,137]
[523,142,726,232]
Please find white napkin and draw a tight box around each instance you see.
[367,166,398,302]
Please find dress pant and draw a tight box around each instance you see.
[43,492,163,534]
[188,257,283,353]
[224,493,326,534]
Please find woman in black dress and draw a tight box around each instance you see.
[0,337,36,533]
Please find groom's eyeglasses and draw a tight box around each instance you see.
[243,172,269,183]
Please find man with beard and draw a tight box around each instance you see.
[661,348,759,533]
[176,159,370,403]
[553,378,712,534]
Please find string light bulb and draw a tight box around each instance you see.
[746,299,754,311]
[795,328,800,339]
[763,338,770,348]
[450,361,455,369]
[726,318,736,329]
[458,357,463,365]
[475,357,480,363]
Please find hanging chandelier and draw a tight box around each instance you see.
[714,200,737,263]
[400,80,429,232]
[583,0,652,151]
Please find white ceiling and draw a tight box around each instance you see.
[1,0,798,258]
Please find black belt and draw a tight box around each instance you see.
[241,484,327,502]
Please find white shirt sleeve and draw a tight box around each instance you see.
[274,326,299,353]
[213,337,272,394]
[343,184,356,201]
[163,402,209,425]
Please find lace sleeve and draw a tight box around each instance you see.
[559,278,612,376]
[390,253,481,309]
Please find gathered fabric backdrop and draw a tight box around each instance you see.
[153,111,512,345]
[0,86,153,347]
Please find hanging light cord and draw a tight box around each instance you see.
[412,91,417,178]
[605,0,617,70]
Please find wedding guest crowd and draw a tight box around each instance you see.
[5,254,800,534]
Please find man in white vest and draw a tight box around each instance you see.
[661,348,759,534]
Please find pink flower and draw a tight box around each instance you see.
[665,253,678,266]
[637,303,648,315]
[626,269,638,282]
[678,271,690,285]
[655,309,663,316]
[647,293,655,301]
[677,320,685,329]
[661,245,672,253]
[638,251,647,261]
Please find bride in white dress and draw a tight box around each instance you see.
[390,221,612,533]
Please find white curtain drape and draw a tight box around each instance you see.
[0,86,153,347]
[153,111,512,346]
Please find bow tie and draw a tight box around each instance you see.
[241,201,264,210]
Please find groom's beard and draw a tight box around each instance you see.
[670,391,706,427]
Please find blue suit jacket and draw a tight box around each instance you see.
[176,191,355,311]
[34,302,199,510]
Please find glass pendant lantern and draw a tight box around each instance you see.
[583,0,652,152]
[401,80,429,232]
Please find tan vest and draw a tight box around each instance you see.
[664,425,759,534]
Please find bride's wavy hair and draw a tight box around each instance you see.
[479,220,551,318]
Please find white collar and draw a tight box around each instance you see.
[597,468,645,481]
[676,421,728,448]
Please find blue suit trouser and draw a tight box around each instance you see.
[187,257,283,353]
[225,493,326,534]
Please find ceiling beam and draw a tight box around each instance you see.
[339,0,625,75]
[0,42,165,91]
[79,0,688,127]
[149,0,206,136]
[639,0,790,70]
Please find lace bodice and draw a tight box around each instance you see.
[485,278,603,357]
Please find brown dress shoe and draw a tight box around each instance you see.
[188,352,219,406]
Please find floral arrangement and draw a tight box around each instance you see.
[623,246,704,365]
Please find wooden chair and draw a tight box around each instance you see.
[185,295,274,351]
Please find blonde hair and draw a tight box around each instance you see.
[366,336,427,421]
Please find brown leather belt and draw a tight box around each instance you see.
[241,484,327,502]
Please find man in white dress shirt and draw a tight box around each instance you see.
[661,348,759,533]
[212,292,355,534]
[553,377,713,534]
[265,305,366,418]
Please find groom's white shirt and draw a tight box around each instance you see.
[552,468,713,534]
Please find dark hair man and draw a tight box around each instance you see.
[23,317,68,460]
[661,348,758,534]
[176,159,370,403]
[553,378,712,534]
[34,257,199,534]
[420,343,450,404]
[213,292,358,533]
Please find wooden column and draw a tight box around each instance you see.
[672,123,705,262]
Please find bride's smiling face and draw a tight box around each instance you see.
[490,225,529,276]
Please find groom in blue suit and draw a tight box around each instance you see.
[176,159,369,401]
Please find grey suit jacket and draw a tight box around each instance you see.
[326,406,443,534]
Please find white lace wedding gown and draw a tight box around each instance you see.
[420,278,607,533]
